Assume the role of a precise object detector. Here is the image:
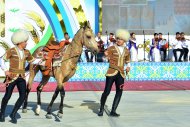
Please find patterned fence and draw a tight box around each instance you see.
[34,62,190,82]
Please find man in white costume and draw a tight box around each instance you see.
[171,32,184,62]
[181,32,189,61]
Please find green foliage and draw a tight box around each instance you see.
[9,28,19,33]
[9,8,20,13]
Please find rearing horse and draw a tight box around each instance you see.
[22,22,99,119]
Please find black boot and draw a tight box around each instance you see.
[98,93,107,116]
[0,98,8,122]
[98,108,104,116]
[110,111,120,117]
[23,88,31,110]
[110,92,122,117]
[9,100,22,124]
[10,106,18,124]
[0,112,5,122]
[9,105,18,124]
[9,113,17,124]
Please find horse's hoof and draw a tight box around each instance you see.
[35,105,41,115]
[22,109,27,113]
[46,114,52,119]
[57,112,63,118]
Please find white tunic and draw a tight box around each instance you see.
[171,39,183,49]
[130,46,138,62]
[151,48,161,62]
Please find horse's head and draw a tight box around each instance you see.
[81,21,99,54]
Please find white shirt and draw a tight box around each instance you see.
[95,36,102,42]
[171,39,183,49]
[16,47,24,59]
[108,41,114,47]
[116,45,130,67]
[159,39,167,46]
[117,46,125,54]
[181,40,189,48]
[67,38,72,42]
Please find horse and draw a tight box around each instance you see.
[22,22,99,119]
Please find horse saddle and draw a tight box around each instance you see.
[39,42,67,75]
[43,40,65,59]
[43,41,60,51]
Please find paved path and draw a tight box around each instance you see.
[0,91,190,127]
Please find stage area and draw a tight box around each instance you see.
[0,91,190,127]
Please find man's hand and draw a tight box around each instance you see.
[43,55,50,60]
[3,71,11,87]
[5,71,10,77]
[104,50,109,57]
[126,67,130,73]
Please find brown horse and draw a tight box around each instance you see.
[22,22,99,119]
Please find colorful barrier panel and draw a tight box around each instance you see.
[34,62,190,82]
